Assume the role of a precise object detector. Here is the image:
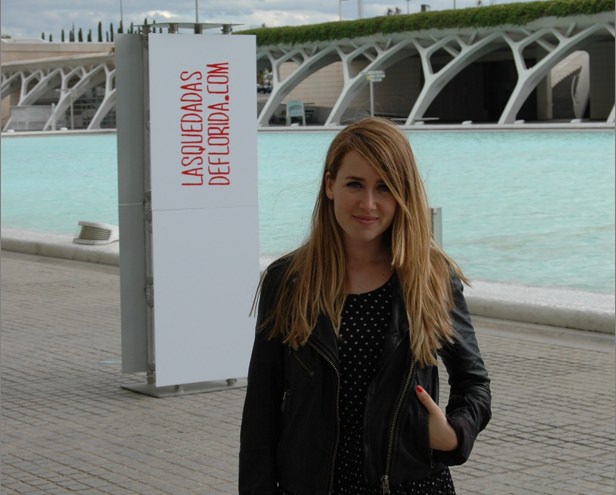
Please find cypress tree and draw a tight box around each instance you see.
[49,34,53,42]
[78,28,83,42]
[41,32,45,40]
[87,29,92,42]
[61,28,65,42]
[109,23,114,42]
[97,21,103,42]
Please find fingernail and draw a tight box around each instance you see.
[416,385,424,393]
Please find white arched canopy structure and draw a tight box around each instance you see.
[256,11,614,126]
[2,10,614,130]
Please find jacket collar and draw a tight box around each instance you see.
[307,276,409,364]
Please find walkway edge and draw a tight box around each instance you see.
[463,280,614,335]
[2,227,614,335]
[1,227,119,266]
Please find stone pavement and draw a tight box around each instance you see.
[1,251,614,495]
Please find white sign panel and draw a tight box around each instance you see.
[148,34,258,387]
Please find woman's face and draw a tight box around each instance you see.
[325,150,397,252]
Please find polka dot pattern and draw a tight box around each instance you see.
[331,279,456,495]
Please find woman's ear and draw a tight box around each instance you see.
[325,172,334,200]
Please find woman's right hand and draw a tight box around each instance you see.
[415,385,458,452]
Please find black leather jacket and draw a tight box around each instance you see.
[239,257,491,495]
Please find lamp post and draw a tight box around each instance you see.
[339,0,363,20]
[339,0,347,20]
[365,70,385,117]
[120,0,124,29]
[195,0,199,23]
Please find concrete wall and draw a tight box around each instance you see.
[282,61,344,108]
[1,40,113,63]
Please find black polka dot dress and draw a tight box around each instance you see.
[332,278,456,495]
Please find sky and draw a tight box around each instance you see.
[0,0,538,40]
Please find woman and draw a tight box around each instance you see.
[239,117,491,495]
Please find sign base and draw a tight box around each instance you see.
[122,378,247,398]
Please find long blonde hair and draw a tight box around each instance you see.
[259,117,466,367]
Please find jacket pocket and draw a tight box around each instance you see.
[418,396,435,467]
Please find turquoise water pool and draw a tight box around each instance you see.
[1,130,614,293]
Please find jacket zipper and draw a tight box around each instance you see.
[308,341,340,495]
[380,361,416,495]
[281,390,288,413]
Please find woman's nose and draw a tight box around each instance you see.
[361,190,376,210]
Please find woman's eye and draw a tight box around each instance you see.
[377,184,390,193]
[346,181,361,188]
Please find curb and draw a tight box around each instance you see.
[463,281,614,335]
[2,227,614,335]
[1,228,119,266]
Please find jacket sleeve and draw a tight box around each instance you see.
[239,265,285,494]
[435,276,491,466]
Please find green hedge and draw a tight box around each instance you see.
[237,0,613,46]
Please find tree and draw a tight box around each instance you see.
[61,28,65,42]
[109,22,114,42]
[97,21,103,42]
[69,25,75,42]
[118,20,123,34]
[41,32,45,40]
[78,28,83,42]
[87,29,92,42]
[49,34,53,42]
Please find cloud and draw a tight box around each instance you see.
[145,10,182,21]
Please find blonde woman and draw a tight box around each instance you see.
[239,118,491,495]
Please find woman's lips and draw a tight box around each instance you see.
[354,215,378,225]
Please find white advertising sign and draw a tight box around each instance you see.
[148,34,258,387]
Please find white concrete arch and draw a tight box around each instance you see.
[43,64,109,130]
[257,44,339,126]
[18,68,62,105]
[1,71,21,100]
[19,69,45,101]
[87,65,116,129]
[405,31,504,125]
[498,21,613,124]
[325,38,415,125]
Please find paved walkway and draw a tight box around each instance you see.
[1,251,614,495]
